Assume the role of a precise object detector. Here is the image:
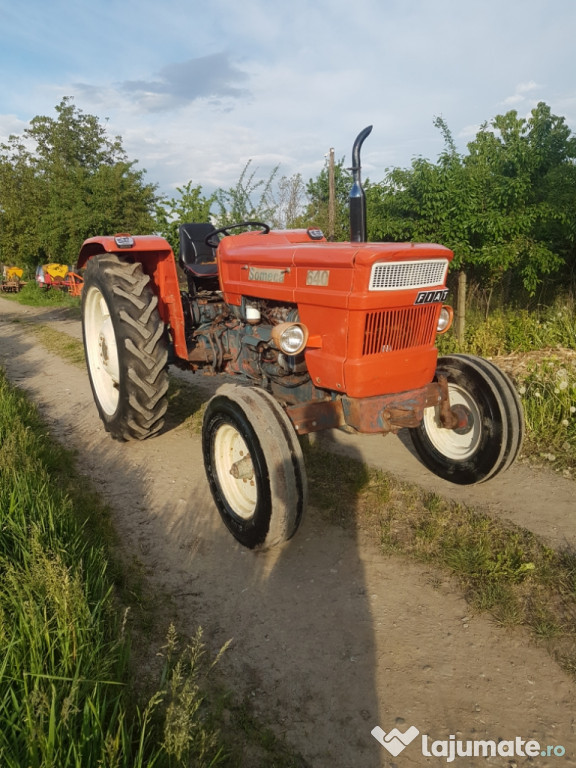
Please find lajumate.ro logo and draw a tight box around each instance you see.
[371,724,567,762]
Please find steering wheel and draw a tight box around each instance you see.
[205,221,270,248]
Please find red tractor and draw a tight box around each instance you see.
[77,127,523,549]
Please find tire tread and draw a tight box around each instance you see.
[82,254,169,441]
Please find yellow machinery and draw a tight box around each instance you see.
[1,266,25,292]
[36,263,83,296]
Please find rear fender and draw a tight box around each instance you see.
[77,235,188,360]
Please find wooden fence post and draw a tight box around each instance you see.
[456,270,467,345]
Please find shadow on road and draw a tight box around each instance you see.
[0,306,384,767]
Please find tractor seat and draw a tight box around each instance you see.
[179,223,219,278]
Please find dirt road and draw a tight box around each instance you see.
[1,296,575,767]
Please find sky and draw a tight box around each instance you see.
[1,0,576,198]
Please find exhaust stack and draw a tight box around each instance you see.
[349,125,373,242]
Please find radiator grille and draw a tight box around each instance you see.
[362,305,439,355]
[369,259,448,291]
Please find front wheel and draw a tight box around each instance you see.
[202,385,307,549]
[409,354,524,484]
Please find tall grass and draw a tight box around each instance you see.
[0,369,226,768]
[2,280,81,308]
[518,355,576,472]
[439,296,576,356]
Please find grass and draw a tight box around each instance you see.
[439,295,576,356]
[0,368,227,767]
[2,280,81,310]
[25,322,87,367]
[164,377,209,435]
[516,354,576,473]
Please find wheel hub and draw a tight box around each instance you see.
[213,424,257,519]
[450,404,474,435]
[98,317,120,383]
[422,382,482,461]
[230,454,255,480]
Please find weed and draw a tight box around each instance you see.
[505,354,576,473]
[439,296,576,356]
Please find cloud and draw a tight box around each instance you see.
[458,124,482,140]
[517,81,541,94]
[0,113,28,139]
[118,53,250,111]
[503,81,542,106]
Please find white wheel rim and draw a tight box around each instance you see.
[83,286,120,415]
[422,383,482,461]
[213,423,257,519]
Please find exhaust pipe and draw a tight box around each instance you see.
[349,125,373,242]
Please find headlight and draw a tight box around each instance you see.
[271,323,309,355]
[436,305,454,334]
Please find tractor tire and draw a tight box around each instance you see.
[81,254,169,441]
[409,354,524,484]
[202,385,307,549]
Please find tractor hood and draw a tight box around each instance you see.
[217,228,453,309]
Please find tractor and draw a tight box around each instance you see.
[77,127,524,549]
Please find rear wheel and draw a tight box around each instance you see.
[410,354,524,484]
[202,385,307,549]
[81,254,169,440]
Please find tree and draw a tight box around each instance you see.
[155,181,216,255]
[367,103,576,298]
[0,138,47,267]
[366,121,469,260]
[300,157,352,240]
[0,98,157,270]
[461,104,571,295]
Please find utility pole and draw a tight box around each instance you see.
[328,147,335,241]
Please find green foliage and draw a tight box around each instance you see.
[443,297,576,356]
[300,156,352,240]
[3,97,576,304]
[155,181,216,255]
[5,280,81,308]
[214,160,279,226]
[0,98,157,270]
[369,102,576,296]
